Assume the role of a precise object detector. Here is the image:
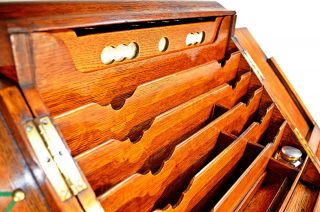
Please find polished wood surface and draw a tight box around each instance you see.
[0,1,234,32]
[98,88,264,211]
[58,51,243,156]
[233,28,310,137]
[0,1,319,212]
[0,79,83,211]
[160,99,273,211]
[285,182,318,211]
[158,134,247,212]
[0,112,49,212]
[53,19,221,73]
[77,72,251,193]
[214,122,286,211]
[235,172,267,211]
[31,15,231,116]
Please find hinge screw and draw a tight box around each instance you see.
[77,181,86,190]
[25,125,33,132]
[41,118,49,125]
[60,190,70,199]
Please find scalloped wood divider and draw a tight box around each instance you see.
[98,87,263,211]
[76,72,251,193]
[157,100,274,211]
[213,121,286,211]
[56,51,243,156]
[31,16,232,116]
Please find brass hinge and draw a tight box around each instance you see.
[293,127,320,174]
[24,116,87,201]
[242,50,265,81]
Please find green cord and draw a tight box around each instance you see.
[0,192,16,212]
[4,200,16,212]
[0,192,12,197]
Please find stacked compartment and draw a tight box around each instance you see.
[55,50,307,211]
[27,15,317,211]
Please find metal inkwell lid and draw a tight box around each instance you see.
[280,146,302,162]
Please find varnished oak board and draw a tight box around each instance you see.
[233,28,309,136]
[0,112,48,211]
[0,2,319,212]
[234,28,320,172]
[30,16,231,116]
[57,51,243,156]
[0,1,235,32]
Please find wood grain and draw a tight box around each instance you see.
[314,192,320,212]
[0,26,15,81]
[285,182,318,212]
[77,73,251,193]
[31,16,232,116]
[213,87,263,136]
[162,102,273,212]
[9,33,50,117]
[57,51,243,156]
[278,157,309,212]
[98,121,223,211]
[0,1,234,32]
[213,121,286,211]
[233,28,309,137]
[159,135,248,212]
[235,172,267,212]
[0,79,83,211]
[235,103,274,143]
[0,112,49,212]
[267,158,300,180]
[243,174,289,212]
[53,18,222,73]
[98,86,262,211]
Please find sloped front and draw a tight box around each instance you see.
[232,27,320,173]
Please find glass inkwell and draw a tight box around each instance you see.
[275,146,303,168]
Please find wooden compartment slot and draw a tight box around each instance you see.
[235,172,267,211]
[98,126,229,211]
[241,165,298,211]
[97,87,264,211]
[314,192,320,211]
[56,51,245,156]
[279,158,320,211]
[213,87,263,136]
[76,74,253,194]
[2,2,320,212]
[157,101,273,212]
[31,16,232,116]
[157,136,251,212]
[213,121,287,211]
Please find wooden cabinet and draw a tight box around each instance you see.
[0,1,319,211]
